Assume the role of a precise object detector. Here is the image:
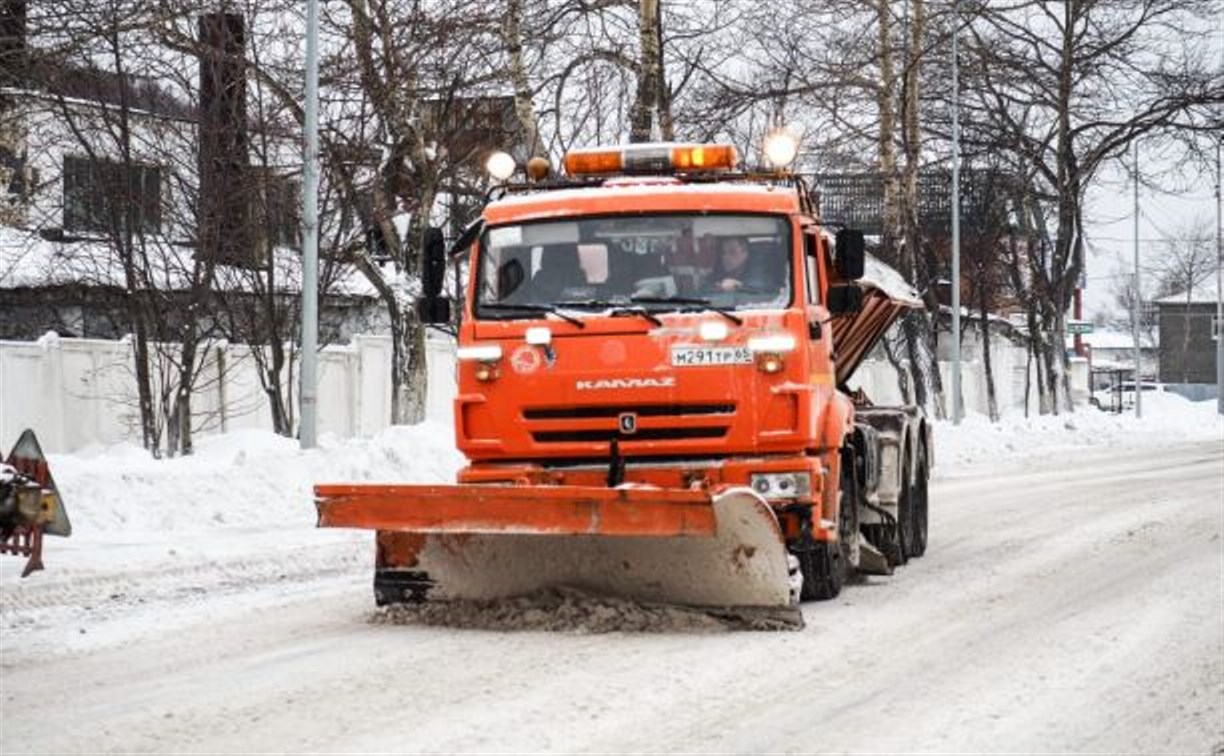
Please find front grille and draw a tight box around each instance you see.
[523,403,735,420]
[531,427,728,443]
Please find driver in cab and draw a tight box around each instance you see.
[711,236,758,292]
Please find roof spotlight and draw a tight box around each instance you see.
[486,151,517,181]
[763,129,800,169]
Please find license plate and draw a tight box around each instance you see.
[670,346,753,367]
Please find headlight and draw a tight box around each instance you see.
[749,472,811,500]
[486,151,516,181]
[763,128,800,169]
[747,334,796,353]
[456,344,503,362]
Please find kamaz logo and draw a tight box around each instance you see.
[575,377,676,390]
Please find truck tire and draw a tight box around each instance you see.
[797,541,844,601]
[796,452,855,600]
[909,451,929,558]
[898,448,916,561]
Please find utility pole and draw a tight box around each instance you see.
[1216,134,1222,415]
[1132,139,1142,420]
[300,0,320,448]
[950,0,962,425]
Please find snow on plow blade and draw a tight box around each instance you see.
[315,483,799,620]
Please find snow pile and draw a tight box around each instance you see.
[0,421,465,588]
[50,422,465,535]
[19,392,1219,540]
[372,587,801,633]
[934,393,1222,475]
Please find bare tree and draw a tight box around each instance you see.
[27,0,222,456]
[960,0,1223,412]
[321,0,501,424]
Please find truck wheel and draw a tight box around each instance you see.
[797,541,844,601]
[794,454,854,601]
[909,453,929,558]
[897,449,916,562]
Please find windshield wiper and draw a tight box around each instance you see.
[554,300,663,327]
[480,303,585,328]
[629,296,744,326]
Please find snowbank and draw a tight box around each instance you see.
[934,393,1222,476]
[0,422,465,585]
[4,393,1218,588]
[49,421,465,535]
[21,393,1221,539]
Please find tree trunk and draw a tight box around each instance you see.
[979,290,999,421]
[902,312,936,413]
[265,306,293,436]
[386,305,428,426]
[1037,310,1070,414]
[503,0,541,157]
[653,0,674,140]
[883,0,944,418]
[629,0,662,142]
[176,335,198,456]
[881,332,913,403]
[1023,340,1033,418]
[875,0,900,253]
[105,19,159,455]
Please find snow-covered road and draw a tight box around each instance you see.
[2,439,1221,753]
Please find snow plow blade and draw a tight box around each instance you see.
[315,483,799,620]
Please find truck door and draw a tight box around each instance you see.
[802,229,826,358]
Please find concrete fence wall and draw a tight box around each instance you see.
[849,339,1081,417]
[0,334,457,454]
[2,331,1079,455]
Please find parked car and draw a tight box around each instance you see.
[1091,381,1166,411]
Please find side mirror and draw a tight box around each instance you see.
[827,284,863,315]
[421,227,445,297]
[834,228,865,280]
[417,227,452,324]
[416,296,451,323]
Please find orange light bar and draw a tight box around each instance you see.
[671,144,737,171]
[564,149,624,176]
[564,143,738,176]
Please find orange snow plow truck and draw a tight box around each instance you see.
[315,141,931,622]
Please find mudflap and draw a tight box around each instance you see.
[318,483,801,627]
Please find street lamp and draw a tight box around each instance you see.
[1132,139,1142,419]
[300,0,320,448]
[951,0,962,425]
[1215,134,1222,415]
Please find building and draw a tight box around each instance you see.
[1156,282,1220,394]
[0,6,387,345]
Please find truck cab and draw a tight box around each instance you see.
[317,141,931,613]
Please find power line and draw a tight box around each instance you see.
[1089,236,1213,243]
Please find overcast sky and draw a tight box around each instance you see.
[1082,148,1220,321]
[1079,12,1223,324]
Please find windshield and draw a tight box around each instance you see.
[476,213,793,317]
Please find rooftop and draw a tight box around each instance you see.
[484,179,803,224]
[1155,280,1220,305]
